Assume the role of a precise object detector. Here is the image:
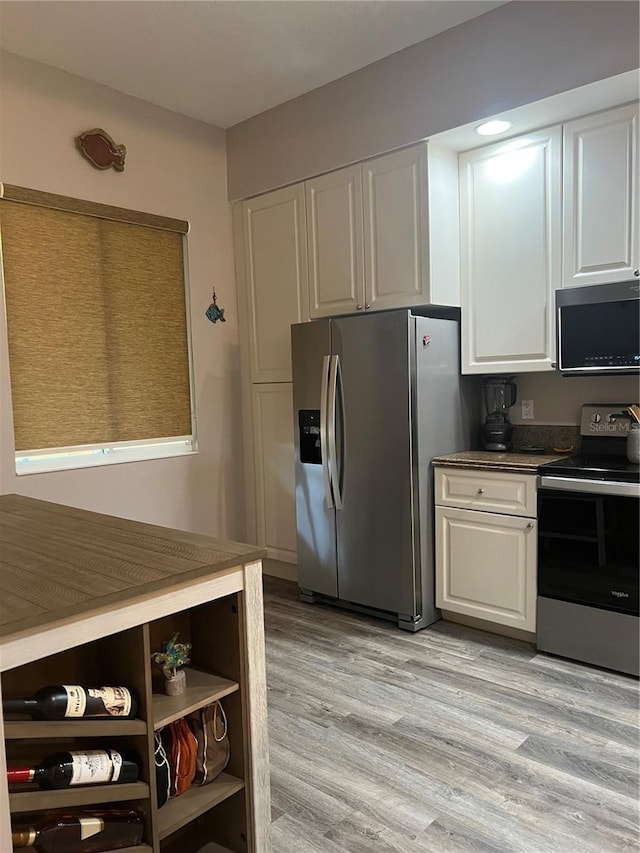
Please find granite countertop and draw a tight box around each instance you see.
[432,450,569,473]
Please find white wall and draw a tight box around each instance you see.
[226,0,640,200]
[0,52,246,540]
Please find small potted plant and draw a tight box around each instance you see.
[151,632,192,696]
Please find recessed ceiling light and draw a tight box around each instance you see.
[475,120,512,136]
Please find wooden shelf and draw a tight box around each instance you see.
[158,773,244,839]
[106,844,154,853]
[4,718,147,739]
[9,781,150,813]
[152,668,239,730]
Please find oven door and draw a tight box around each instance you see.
[537,477,639,616]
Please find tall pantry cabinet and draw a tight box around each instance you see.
[233,186,307,566]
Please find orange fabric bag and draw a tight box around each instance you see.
[168,716,197,797]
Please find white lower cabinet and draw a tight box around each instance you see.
[435,467,537,632]
[251,383,297,563]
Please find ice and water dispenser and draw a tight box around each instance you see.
[298,410,322,464]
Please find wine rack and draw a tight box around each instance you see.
[0,493,271,853]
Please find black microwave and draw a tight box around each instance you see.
[556,280,640,375]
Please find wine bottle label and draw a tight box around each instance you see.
[69,750,122,785]
[62,685,87,717]
[87,686,132,717]
[79,817,105,840]
[62,685,132,717]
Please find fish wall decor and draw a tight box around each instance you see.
[75,128,126,172]
[206,289,226,324]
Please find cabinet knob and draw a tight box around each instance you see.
[526,522,534,529]
[365,304,371,310]
[634,269,640,277]
[477,488,484,495]
[356,304,363,311]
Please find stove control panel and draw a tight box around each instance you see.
[580,404,634,437]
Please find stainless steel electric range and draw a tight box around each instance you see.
[537,404,639,676]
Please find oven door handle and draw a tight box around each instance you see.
[539,476,640,498]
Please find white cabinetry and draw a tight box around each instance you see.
[237,184,309,383]
[563,102,639,287]
[459,126,562,374]
[306,143,460,319]
[251,384,297,563]
[306,165,364,317]
[435,467,537,633]
[234,189,304,565]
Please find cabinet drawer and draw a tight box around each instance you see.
[435,467,537,517]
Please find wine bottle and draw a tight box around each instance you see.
[2,685,138,720]
[11,808,144,852]
[7,749,139,789]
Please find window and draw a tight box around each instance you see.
[0,185,196,474]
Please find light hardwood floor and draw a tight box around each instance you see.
[263,577,639,853]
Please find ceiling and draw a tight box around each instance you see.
[0,0,506,129]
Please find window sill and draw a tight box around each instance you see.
[16,440,197,476]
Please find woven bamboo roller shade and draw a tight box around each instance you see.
[0,199,192,451]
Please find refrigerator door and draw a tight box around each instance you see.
[291,320,338,597]
[332,311,417,617]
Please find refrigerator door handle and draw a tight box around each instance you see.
[320,354,334,509]
[328,354,343,510]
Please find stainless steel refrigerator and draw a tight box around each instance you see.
[292,309,478,631]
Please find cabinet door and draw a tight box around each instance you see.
[239,185,309,383]
[252,383,297,563]
[436,506,536,631]
[563,102,639,287]
[362,144,430,311]
[306,166,364,318]
[459,127,562,374]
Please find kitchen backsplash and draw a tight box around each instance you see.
[509,372,639,426]
[512,424,581,454]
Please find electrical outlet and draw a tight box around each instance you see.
[522,399,534,420]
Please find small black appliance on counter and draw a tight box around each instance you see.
[481,375,517,451]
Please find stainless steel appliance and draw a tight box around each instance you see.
[556,280,640,375]
[481,376,517,451]
[537,404,639,676]
[291,309,478,631]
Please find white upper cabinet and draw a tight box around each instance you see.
[306,165,364,318]
[363,145,431,311]
[459,126,562,374]
[237,184,309,383]
[562,102,639,287]
[307,143,460,318]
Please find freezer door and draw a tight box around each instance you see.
[333,311,417,616]
[291,320,338,597]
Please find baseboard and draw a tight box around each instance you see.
[262,557,298,583]
[441,610,536,643]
